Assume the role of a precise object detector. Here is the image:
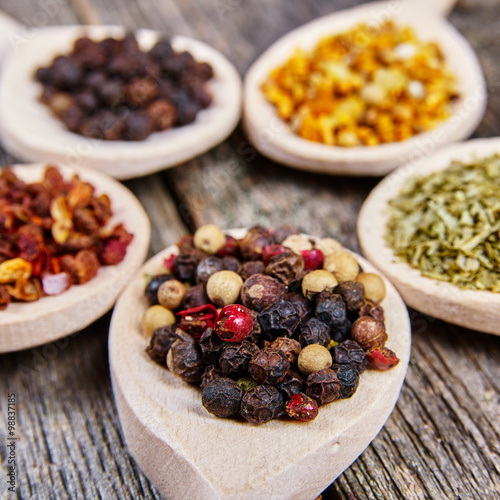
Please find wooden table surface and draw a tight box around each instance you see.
[1,0,499,499]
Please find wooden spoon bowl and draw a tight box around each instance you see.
[0,163,150,353]
[358,137,500,335]
[109,230,411,500]
[243,1,486,176]
[0,25,242,180]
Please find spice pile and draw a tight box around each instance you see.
[386,155,500,292]
[143,225,399,425]
[36,33,214,141]
[262,21,458,147]
[0,166,133,309]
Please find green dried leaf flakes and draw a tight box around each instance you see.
[386,154,500,292]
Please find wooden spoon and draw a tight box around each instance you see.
[0,25,242,180]
[243,0,485,176]
[0,11,20,62]
[0,163,151,353]
[109,229,411,500]
[357,137,500,336]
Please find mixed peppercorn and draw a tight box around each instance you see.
[36,33,214,141]
[0,166,133,309]
[263,21,458,147]
[143,225,399,424]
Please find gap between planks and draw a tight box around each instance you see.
[70,0,103,25]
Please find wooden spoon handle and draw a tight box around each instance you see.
[0,11,21,62]
[433,0,459,16]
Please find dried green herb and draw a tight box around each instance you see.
[386,154,500,292]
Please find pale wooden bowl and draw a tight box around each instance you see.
[243,0,486,176]
[358,137,500,336]
[0,25,242,180]
[0,163,151,353]
[109,229,411,500]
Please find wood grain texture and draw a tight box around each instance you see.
[0,0,499,499]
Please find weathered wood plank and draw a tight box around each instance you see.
[0,0,499,499]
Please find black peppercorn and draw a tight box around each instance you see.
[145,274,173,305]
[359,300,385,323]
[240,385,284,425]
[305,368,340,405]
[219,340,259,379]
[331,319,352,344]
[331,340,367,374]
[198,327,225,365]
[222,256,240,272]
[239,226,273,261]
[298,317,331,348]
[173,248,207,282]
[331,364,360,399]
[268,337,301,364]
[285,291,313,322]
[196,256,224,284]
[265,249,304,288]
[123,111,154,141]
[273,225,298,244]
[258,300,300,340]
[240,274,284,312]
[278,369,304,399]
[315,291,347,330]
[181,284,210,309]
[200,365,223,390]
[334,281,365,315]
[166,334,204,383]
[146,325,180,366]
[237,260,265,281]
[249,347,290,385]
[202,377,242,418]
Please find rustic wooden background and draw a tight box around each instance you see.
[1,0,499,498]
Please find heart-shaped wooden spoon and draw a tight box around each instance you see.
[109,229,411,500]
[358,137,500,335]
[243,0,485,176]
[0,25,242,180]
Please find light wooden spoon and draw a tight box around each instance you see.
[0,25,242,180]
[243,0,486,176]
[0,163,151,353]
[109,229,411,500]
[358,137,500,336]
[0,11,20,62]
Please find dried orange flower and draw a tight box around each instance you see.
[262,21,458,147]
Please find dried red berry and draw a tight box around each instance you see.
[217,235,239,257]
[285,393,319,422]
[366,347,400,370]
[100,239,127,265]
[163,253,176,272]
[301,249,324,271]
[215,304,254,342]
[262,244,286,265]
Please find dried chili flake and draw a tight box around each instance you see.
[0,166,134,308]
[177,304,218,338]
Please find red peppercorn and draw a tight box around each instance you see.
[285,393,318,422]
[217,235,239,257]
[301,249,324,271]
[366,347,400,370]
[262,244,286,265]
[215,304,254,342]
[163,254,176,272]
